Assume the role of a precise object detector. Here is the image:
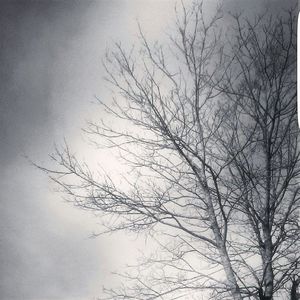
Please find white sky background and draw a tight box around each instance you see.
[0,0,296,299]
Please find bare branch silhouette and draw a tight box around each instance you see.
[38,2,299,299]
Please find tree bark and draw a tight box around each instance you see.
[261,227,274,300]
[206,195,242,300]
[291,278,300,300]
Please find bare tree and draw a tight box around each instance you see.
[39,2,299,299]
[215,10,299,300]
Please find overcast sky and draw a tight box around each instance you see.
[0,0,296,299]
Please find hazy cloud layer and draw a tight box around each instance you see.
[0,1,175,299]
[0,0,296,299]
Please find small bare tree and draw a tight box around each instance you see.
[40,2,299,299]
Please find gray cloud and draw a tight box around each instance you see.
[0,0,296,299]
[0,1,112,299]
[0,1,176,299]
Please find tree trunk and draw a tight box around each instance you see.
[206,194,242,300]
[291,278,300,300]
[261,227,274,300]
[218,245,243,300]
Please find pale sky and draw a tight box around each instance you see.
[0,0,296,299]
[0,1,177,299]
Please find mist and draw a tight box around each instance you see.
[0,0,296,299]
